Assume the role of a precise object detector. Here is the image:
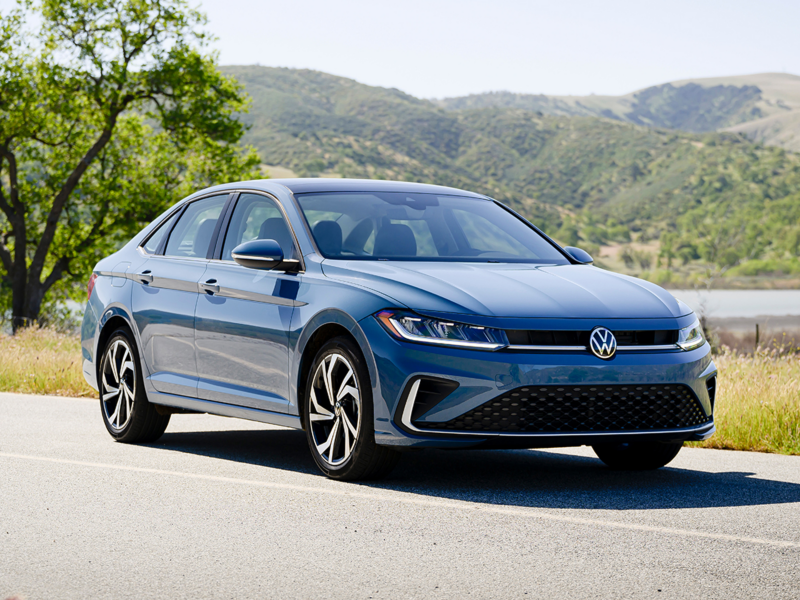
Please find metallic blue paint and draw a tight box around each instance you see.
[82,179,717,450]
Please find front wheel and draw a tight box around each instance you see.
[303,337,400,481]
[592,441,683,470]
[99,328,170,443]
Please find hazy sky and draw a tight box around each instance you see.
[4,0,800,98]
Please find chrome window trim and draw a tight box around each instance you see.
[400,379,712,437]
[130,253,210,265]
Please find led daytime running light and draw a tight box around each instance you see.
[377,311,508,351]
[677,318,705,351]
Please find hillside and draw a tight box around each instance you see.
[438,73,800,151]
[222,65,800,287]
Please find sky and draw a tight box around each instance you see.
[4,0,800,98]
[197,0,800,98]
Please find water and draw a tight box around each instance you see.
[670,289,800,319]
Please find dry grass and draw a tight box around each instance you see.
[0,329,798,454]
[0,327,94,397]
[688,350,800,455]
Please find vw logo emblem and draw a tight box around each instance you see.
[589,327,617,359]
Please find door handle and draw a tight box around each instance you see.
[200,279,220,295]
[137,270,153,284]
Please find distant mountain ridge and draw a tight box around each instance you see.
[220,65,800,285]
[437,73,800,150]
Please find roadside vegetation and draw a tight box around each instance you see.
[0,327,92,397]
[1,328,797,455]
[688,349,800,455]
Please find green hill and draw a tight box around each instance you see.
[438,73,800,151]
[222,65,800,287]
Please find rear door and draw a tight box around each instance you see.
[132,194,231,398]
[194,192,303,413]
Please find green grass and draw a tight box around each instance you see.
[0,328,798,454]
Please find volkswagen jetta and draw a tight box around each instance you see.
[81,179,717,480]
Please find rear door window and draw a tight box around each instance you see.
[164,195,228,258]
[142,210,179,255]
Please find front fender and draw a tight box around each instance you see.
[290,308,381,420]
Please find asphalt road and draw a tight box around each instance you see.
[1,393,799,600]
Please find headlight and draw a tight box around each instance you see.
[376,310,509,350]
[677,317,705,351]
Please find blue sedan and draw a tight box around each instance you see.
[81,179,717,480]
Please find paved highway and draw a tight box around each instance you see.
[1,392,799,599]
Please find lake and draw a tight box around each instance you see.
[669,289,800,319]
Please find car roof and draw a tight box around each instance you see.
[193,178,490,200]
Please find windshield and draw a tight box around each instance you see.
[295,192,569,264]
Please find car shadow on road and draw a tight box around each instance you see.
[147,428,800,511]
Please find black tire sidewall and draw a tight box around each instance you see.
[303,337,375,479]
[592,441,683,470]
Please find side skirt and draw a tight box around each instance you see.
[147,389,303,430]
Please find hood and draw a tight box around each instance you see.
[321,261,689,320]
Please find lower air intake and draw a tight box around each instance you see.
[414,384,711,433]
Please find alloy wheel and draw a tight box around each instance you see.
[309,352,362,467]
[101,339,136,431]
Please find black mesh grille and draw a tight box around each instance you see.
[414,384,710,433]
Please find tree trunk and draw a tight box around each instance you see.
[10,221,29,333]
[10,264,59,332]
[11,282,47,333]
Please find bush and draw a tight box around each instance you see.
[726,257,800,277]
[642,269,673,285]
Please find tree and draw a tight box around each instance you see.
[0,0,260,330]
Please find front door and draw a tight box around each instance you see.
[194,192,302,413]
[132,194,229,397]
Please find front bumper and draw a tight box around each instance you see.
[361,317,717,449]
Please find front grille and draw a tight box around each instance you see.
[413,384,710,433]
[504,329,678,347]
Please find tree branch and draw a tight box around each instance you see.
[0,237,13,275]
[0,144,20,211]
[28,118,117,283]
[41,255,69,292]
[0,179,13,221]
[39,195,113,294]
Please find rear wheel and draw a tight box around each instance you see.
[303,336,400,481]
[592,441,683,470]
[99,328,170,443]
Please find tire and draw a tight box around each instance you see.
[98,328,170,443]
[303,336,400,481]
[592,441,683,470]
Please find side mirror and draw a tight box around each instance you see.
[564,246,593,264]
[232,239,284,270]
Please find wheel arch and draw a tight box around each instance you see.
[95,305,147,381]
[293,309,379,427]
